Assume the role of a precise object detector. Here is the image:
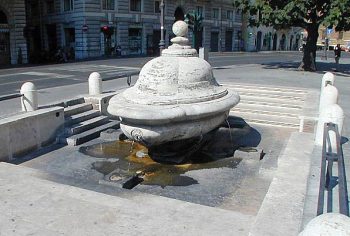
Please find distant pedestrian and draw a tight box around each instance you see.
[334,44,341,71]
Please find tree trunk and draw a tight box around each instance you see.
[299,23,319,71]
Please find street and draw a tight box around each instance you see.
[0,51,348,96]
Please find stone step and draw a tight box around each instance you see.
[229,111,300,129]
[233,107,300,118]
[239,94,303,106]
[65,110,100,126]
[232,110,300,127]
[45,97,85,108]
[63,97,86,107]
[237,91,305,101]
[64,120,120,146]
[64,103,93,118]
[237,100,303,110]
[234,103,302,115]
[224,83,308,95]
[65,116,110,135]
[0,162,254,235]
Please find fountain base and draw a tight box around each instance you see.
[148,129,217,164]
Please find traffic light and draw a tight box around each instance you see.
[101,26,114,35]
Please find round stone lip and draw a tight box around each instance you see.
[119,111,229,145]
[107,88,239,125]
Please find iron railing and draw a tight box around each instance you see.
[317,122,349,216]
[0,93,22,102]
[102,71,139,86]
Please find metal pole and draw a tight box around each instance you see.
[159,0,165,52]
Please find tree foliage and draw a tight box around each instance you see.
[234,0,350,31]
[185,11,204,51]
[233,0,350,71]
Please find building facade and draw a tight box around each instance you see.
[0,0,28,65]
[25,0,244,61]
[0,0,307,65]
[318,25,350,49]
[245,24,303,52]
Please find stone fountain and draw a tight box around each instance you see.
[107,20,240,163]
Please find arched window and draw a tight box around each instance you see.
[0,10,8,24]
[174,6,185,21]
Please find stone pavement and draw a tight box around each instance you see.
[0,162,253,236]
[0,57,349,235]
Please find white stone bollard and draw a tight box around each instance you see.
[88,72,102,95]
[199,47,209,61]
[20,82,38,112]
[315,104,344,148]
[321,72,335,93]
[299,213,350,236]
[318,85,338,113]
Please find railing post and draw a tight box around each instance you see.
[321,72,335,93]
[199,47,209,61]
[315,104,344,147]
[20,82,38,112]
[319,85,338,114]
[88,72,102,95]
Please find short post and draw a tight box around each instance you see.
[88,72,102,95]
[20,82,38,112]
[321,72,335,93]
[299,213,350,236]
[315,104,344,147]
[318,85,338,113]
[199,47,209,61]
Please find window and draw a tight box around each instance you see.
[227,10,233,20]
[196,6,203,16]
[64,0,73,11]
[213,8,219,19]
[46,0,55,14]
[102,0,115,10]
[0,11,7,24]
[30,2,39,16]
[235,9,242,22]
[130,0,141,12]
[154,1,160,13]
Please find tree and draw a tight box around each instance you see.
[185,11,204,51]
[233,0,350,71]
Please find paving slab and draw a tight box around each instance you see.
[0,162,254,236]
[249,132,315,236]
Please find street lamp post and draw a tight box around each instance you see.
[159,0,165,52]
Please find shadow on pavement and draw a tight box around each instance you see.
[261,61,350,77]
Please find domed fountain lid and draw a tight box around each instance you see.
[108,21,239,124]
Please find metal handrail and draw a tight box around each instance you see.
[0,93,22,102]
[102,70,139,87]
[317,122,349,216]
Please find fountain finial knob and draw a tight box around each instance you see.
[172,20,188,37]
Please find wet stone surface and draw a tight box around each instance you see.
[21,118,293,215]
[81,139,243,188]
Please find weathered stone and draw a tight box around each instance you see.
[107,21,240,150]
[100,128,123,141]
[299,213,350,236]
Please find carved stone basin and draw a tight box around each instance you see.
[107,21,240,148]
